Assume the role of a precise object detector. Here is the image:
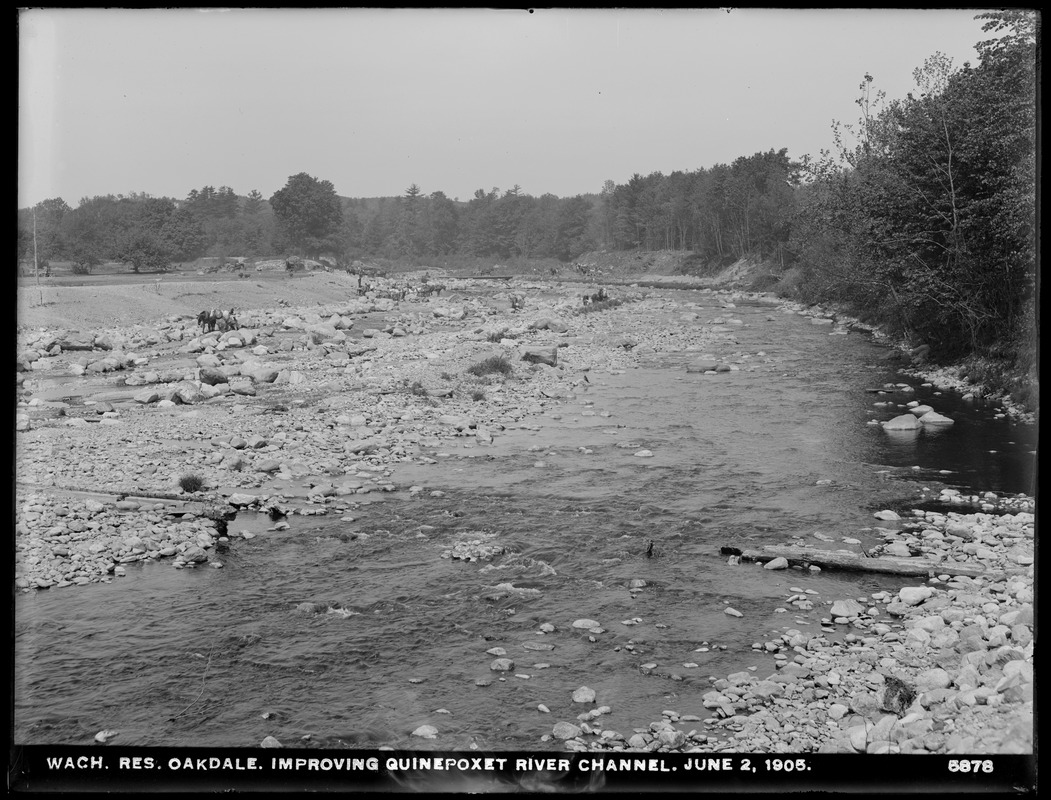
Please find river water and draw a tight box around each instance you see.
[14,290,1037,751]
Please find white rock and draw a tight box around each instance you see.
[553,722,582,740]
[830,599,864,617]
[572,687,596,703]
[882,414,922,431]
[899,586,934,606]
[919,411,954,426]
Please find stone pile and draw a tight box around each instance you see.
[14,493,229,589]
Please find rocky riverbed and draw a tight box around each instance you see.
[542,500,1034,755]
[15,271,1035,755]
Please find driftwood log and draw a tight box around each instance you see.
[733,545,1000,579]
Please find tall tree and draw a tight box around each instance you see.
[269,172,344,258]
[243,189,265,216]
[791,10,1036,356]
[424,191,460,255]
[32,197,72,264]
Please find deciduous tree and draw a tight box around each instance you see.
[269,172,344,258]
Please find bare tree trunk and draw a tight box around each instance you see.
[33,207,39,286]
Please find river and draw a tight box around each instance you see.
[14,289,1037,751]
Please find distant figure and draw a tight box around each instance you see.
[509,293,525,311]
[587,287,608,305]
[198,308,237,333]
[220,308,239,331]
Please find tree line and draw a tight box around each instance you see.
[16,150,803,274]
[18,12,1035,371]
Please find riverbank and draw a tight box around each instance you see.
[551,499,1034,755]
[15,273,1034,755]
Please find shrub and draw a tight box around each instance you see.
[471,390,486,401]
[400,378,428,396]
[574,298,625,315]
[466,355,513,377]
[179,473,204,493]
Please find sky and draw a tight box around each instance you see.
[18,8,1002,208]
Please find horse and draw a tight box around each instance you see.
[197,309,217,332]
[198,308,238,333]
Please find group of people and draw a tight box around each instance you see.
[355,275,446,301]
[581,286,609,305]
[197,308,239,333]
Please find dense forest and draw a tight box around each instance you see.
[17,11,1036,402]
[16,150,801,274]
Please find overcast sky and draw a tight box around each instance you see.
[18,8,998,207]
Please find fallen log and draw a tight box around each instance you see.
[15,482,234,519]
[735,545,1000,579]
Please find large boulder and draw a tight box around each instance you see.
[919,411,954,426]
[56,333,96,351]
[247,367,279,384]
[199,367,229,386]
[170,381,204,405]
[530,318,569,333]
[305,323,340,342]
[882,414,922,431]
[831,599,865,618]
[196,353,223,368]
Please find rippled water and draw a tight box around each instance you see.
[14,291,1036,750]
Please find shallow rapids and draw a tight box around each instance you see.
[14,291,1036,750]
